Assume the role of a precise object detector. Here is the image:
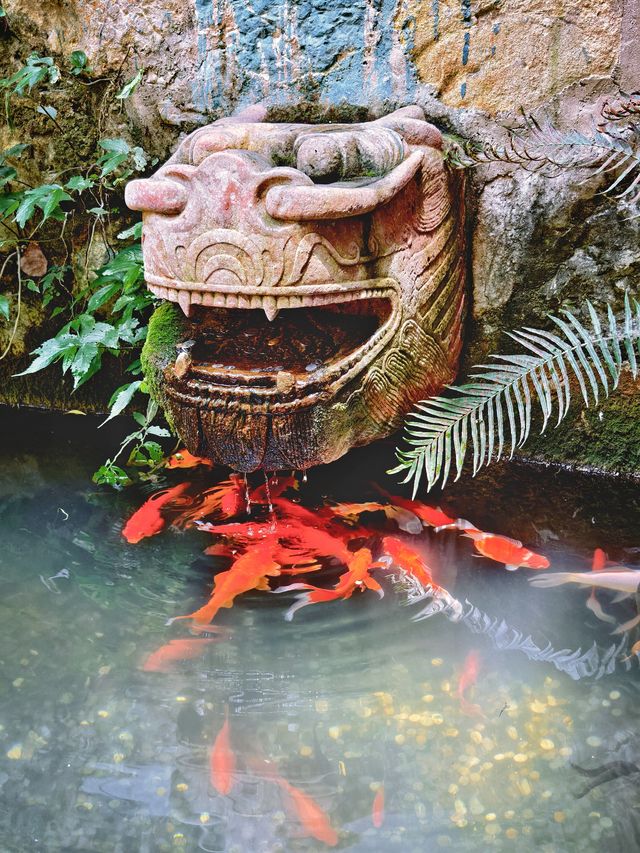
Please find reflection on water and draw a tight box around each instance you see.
[1,410,640,851]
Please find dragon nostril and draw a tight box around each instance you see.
[125,179,188,215]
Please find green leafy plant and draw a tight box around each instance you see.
[93,398,171,488]
[391,295,640,494]
[0,45,171,484]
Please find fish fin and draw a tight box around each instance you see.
[364,576,384,597]
[454,519,477,531]
[462,531,483,541]
[504,564,519,572]
[612,613,640,635]
[585,592,617,624]
[610,590,633,604]
[529,572,575,588]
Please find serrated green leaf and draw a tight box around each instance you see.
[100,380,142,426]
[66,175,94,192]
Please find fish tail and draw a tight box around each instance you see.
[284,593,314,621]
[611,612,640,635]
[585,591,617,624]
[529,572,576,588]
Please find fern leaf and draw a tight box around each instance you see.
[392,298,640,494]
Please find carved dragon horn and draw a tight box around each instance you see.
[264,150,424,221]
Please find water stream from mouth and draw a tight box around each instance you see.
[1,409,640,852]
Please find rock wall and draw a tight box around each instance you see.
[4,0,634,120]
[1,0,639,471]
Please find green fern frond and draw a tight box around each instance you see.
[449,113,640,206]
[390,295,640,496]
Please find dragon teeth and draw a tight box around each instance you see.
[178,290,192,317]
[166,287,391,315]
[263,297,279,322]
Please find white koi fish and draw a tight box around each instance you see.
[530,569,640,596]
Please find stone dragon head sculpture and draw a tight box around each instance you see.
[125,105,466,471]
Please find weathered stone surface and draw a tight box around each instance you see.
[132,107,466,470]
[2,0,631,119]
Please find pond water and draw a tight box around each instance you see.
[1,409,640,852]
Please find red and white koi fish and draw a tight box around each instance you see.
[461,525,550,571]
[141,637,218,672]
[457,649,482,716]
[122,483,191,543]
[586,548,616,624]
[210,708,236,795]
[166,449,214,469]
[372,786,385,828]
[280,547,384,620]
[175,542,281,624]
[374,486,458,530]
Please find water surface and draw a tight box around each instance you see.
[1,409,639,852]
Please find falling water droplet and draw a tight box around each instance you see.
[302,470,308,483]
[263,470,274,515]
[243,472,252,515]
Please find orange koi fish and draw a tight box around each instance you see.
[141,637,218,672]
[281,547,384,620]
[210,708,236,795]
[273,497,324,527]
[282,522,352,563]
[586,548,616,624]
[176,542,281,624]
[372,786,385,828]
[276,777,338,847]
[463,527,550,571]
[166,449,213,469]
[381,536,438,591]
[270,542,322,574]
[329,502,388,522]
[122,483,191,543]
[173,475,245,527]
[457,650,482,716]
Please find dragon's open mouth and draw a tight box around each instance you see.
[162,280,400,413]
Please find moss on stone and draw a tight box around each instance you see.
[141,302,186,429]
[523,373,640,475]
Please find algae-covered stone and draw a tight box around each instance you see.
[141,302,187,432]
[524,371,640,477]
